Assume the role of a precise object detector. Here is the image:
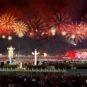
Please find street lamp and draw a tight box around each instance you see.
[32,49,40,65]
[7,46,15,64]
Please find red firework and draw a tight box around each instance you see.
[27,16,50,39]
[60,22,87,43]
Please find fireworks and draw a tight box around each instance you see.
[58,23,69,35]
[13,21,28,38]
[0,11,87,45]
[53,12,70,26]
[61,22,87,43]
[0,13,16,36]
[0,13,28,38]
[27,31,37,38]
[0,12,28,38]
[27,17,49,39]
[52,12,71,36]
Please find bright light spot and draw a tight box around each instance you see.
[66,39,77,46]
[43,52,47,57]
[18,33,24,38]
[51,27,56,36]
[73,43,77,46]
[61,31,67,36]
[7,46,15,64]
[71,34,75,39]
[41,32,45,35]
[29,32,34,37]
[2,35,6,39]
[70,40,77,46]
[0,53,2,56]
[7,46,15,51]
[8,36,12,40]
[77,31,80,34]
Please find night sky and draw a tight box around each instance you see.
[0,0,87,55]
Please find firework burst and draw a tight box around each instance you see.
[52,12,71,36]
[53,12,70,26]
[61,22,87,43]
[13,21,28,38]
[27,17,49,39]
[0,13,16,36]
[58,23,69,35]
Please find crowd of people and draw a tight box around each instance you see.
[0,72,87,87]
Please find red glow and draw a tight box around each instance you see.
[67,51,76,59]
[27,31,37,38]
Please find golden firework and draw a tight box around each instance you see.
[13,21,28,38]
[0,13,16,35]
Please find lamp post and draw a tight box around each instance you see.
[7,46,15,64]
[32,49,40,65]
